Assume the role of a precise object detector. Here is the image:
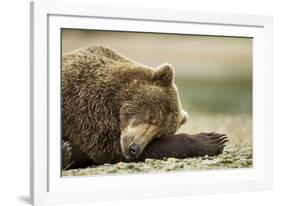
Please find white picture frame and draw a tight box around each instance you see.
[30,0,273,205]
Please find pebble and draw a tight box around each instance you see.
[220,158,234,163]
[246,159,252,165]
[145,158,154,163]
[167,158,179,163]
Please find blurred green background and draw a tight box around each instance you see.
[176,77,252,114]
[62,29,252,145]
[62,29,252,115]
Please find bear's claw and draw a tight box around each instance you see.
[195,132,228,156]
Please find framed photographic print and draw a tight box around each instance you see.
[30,0,273,205]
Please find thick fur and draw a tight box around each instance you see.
[62,46,227,169]
[63,46,126,165]
[138,132,228,161]
[62,46,187,166]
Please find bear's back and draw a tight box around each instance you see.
[62,46,133,72]
[62,46,154,94]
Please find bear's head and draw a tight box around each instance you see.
[119,63,189,159]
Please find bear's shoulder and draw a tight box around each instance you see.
[62,46,154,82]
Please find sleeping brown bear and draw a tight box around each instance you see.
[62,46,228,169]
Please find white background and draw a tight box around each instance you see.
[0,0,280,205]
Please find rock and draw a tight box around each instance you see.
[145,158,154,163]
[221,158,234,163]
[167,158,179,163]
[246,159,252,165]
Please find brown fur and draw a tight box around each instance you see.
[138,132,228,161]
[62,46,187,165]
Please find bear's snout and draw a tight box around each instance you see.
[128,143,141,158]
[120,122,160,159]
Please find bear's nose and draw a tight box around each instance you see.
[128,143,141,157]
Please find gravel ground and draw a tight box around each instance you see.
[62,113,252,176]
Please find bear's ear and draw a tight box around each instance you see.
[152,63,175,86]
